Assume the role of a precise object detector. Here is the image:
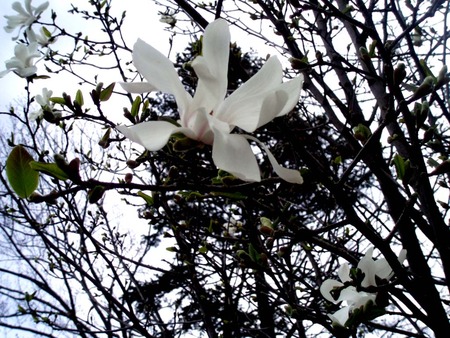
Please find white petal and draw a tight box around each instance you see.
[211,130,260,182]
[191,19,230,115]
[358,247,377,287]
[117,121,183,151]
[328,306,351,327]
[215,56,283,127]
[275,75,304,117]
[15,66,37,77]
[338,262,352,283]
[34,2,49,15]
[222,89,289,133]
[320,279,344,303]
[374,258,392,280]
[120,81,157,94]
[245,135,303,183]
[0,70,11,78]
[132,39,191,113]
[338,286,361,304]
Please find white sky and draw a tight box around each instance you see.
[0,0,178,114]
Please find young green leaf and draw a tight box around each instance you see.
[29,161,69,180]
[131,95,141,117]
[6,146,39,198]
[137,191,154,206]
[99,82,115,101]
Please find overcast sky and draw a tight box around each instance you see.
[0,0,178,114]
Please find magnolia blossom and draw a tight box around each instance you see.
[118,19,304,183]
[4,0,49,39]
[320,264,377,327]
[29,87,53,121]
[327,289,377,327]
[357,246,407,288]
[0,42,40,78]
[320,247,406,327]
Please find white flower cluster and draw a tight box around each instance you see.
[1,0,53,79]
[320,247,406,328]
[1,0,59,122]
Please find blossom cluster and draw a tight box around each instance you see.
[1,0,58,121]
[118,19,304,183]
[1,0,52,79]
[320,247,406,328]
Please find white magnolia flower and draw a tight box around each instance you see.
[29,87,53,121]
[357,247,407,288]
[4,0,49,39]
[0,42,40,78]
[327,288,377,327]
[320,247,407,327]
[118,18,304,183]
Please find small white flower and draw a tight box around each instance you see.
[0,42,40,78]
[320,247,406,328]
[357,247,407,288]
[4,0,49,39]
[327,289,377,327]
[118,19,304,183]
[30,87,53,121]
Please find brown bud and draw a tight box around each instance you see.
[124,173,133,184]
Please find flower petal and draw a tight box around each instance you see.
[215,56,283,128]
[190,18,230,116]
[245,135,303,184]
[132,38,191,113]
[211,130,260,182]
[117,121,184,151]
[328,306,351,327]
[274,75,304,117]
[320,279,344,303]
[120,81,157,94]
[338,262,352,283]
[357,247,378,287]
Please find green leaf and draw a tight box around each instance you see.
[42,26,52,38]
[6,146,39,198]
[131,95,141,117]
[75,89,84,106]
[99,82,115,101]
[248,243,260,262]
[392,154,406,180]
[137,191,154,206]
[24,291,36,302]
[29,161,69,180]
[49,97,66,105]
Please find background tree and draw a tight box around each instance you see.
[0,0,449,337]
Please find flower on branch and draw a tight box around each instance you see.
[117,19,304,183]
[357,246,407,288]
[4,0,49,40]
[320,247,406,328]
[0,42,40,79]
[29,87,54,121]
